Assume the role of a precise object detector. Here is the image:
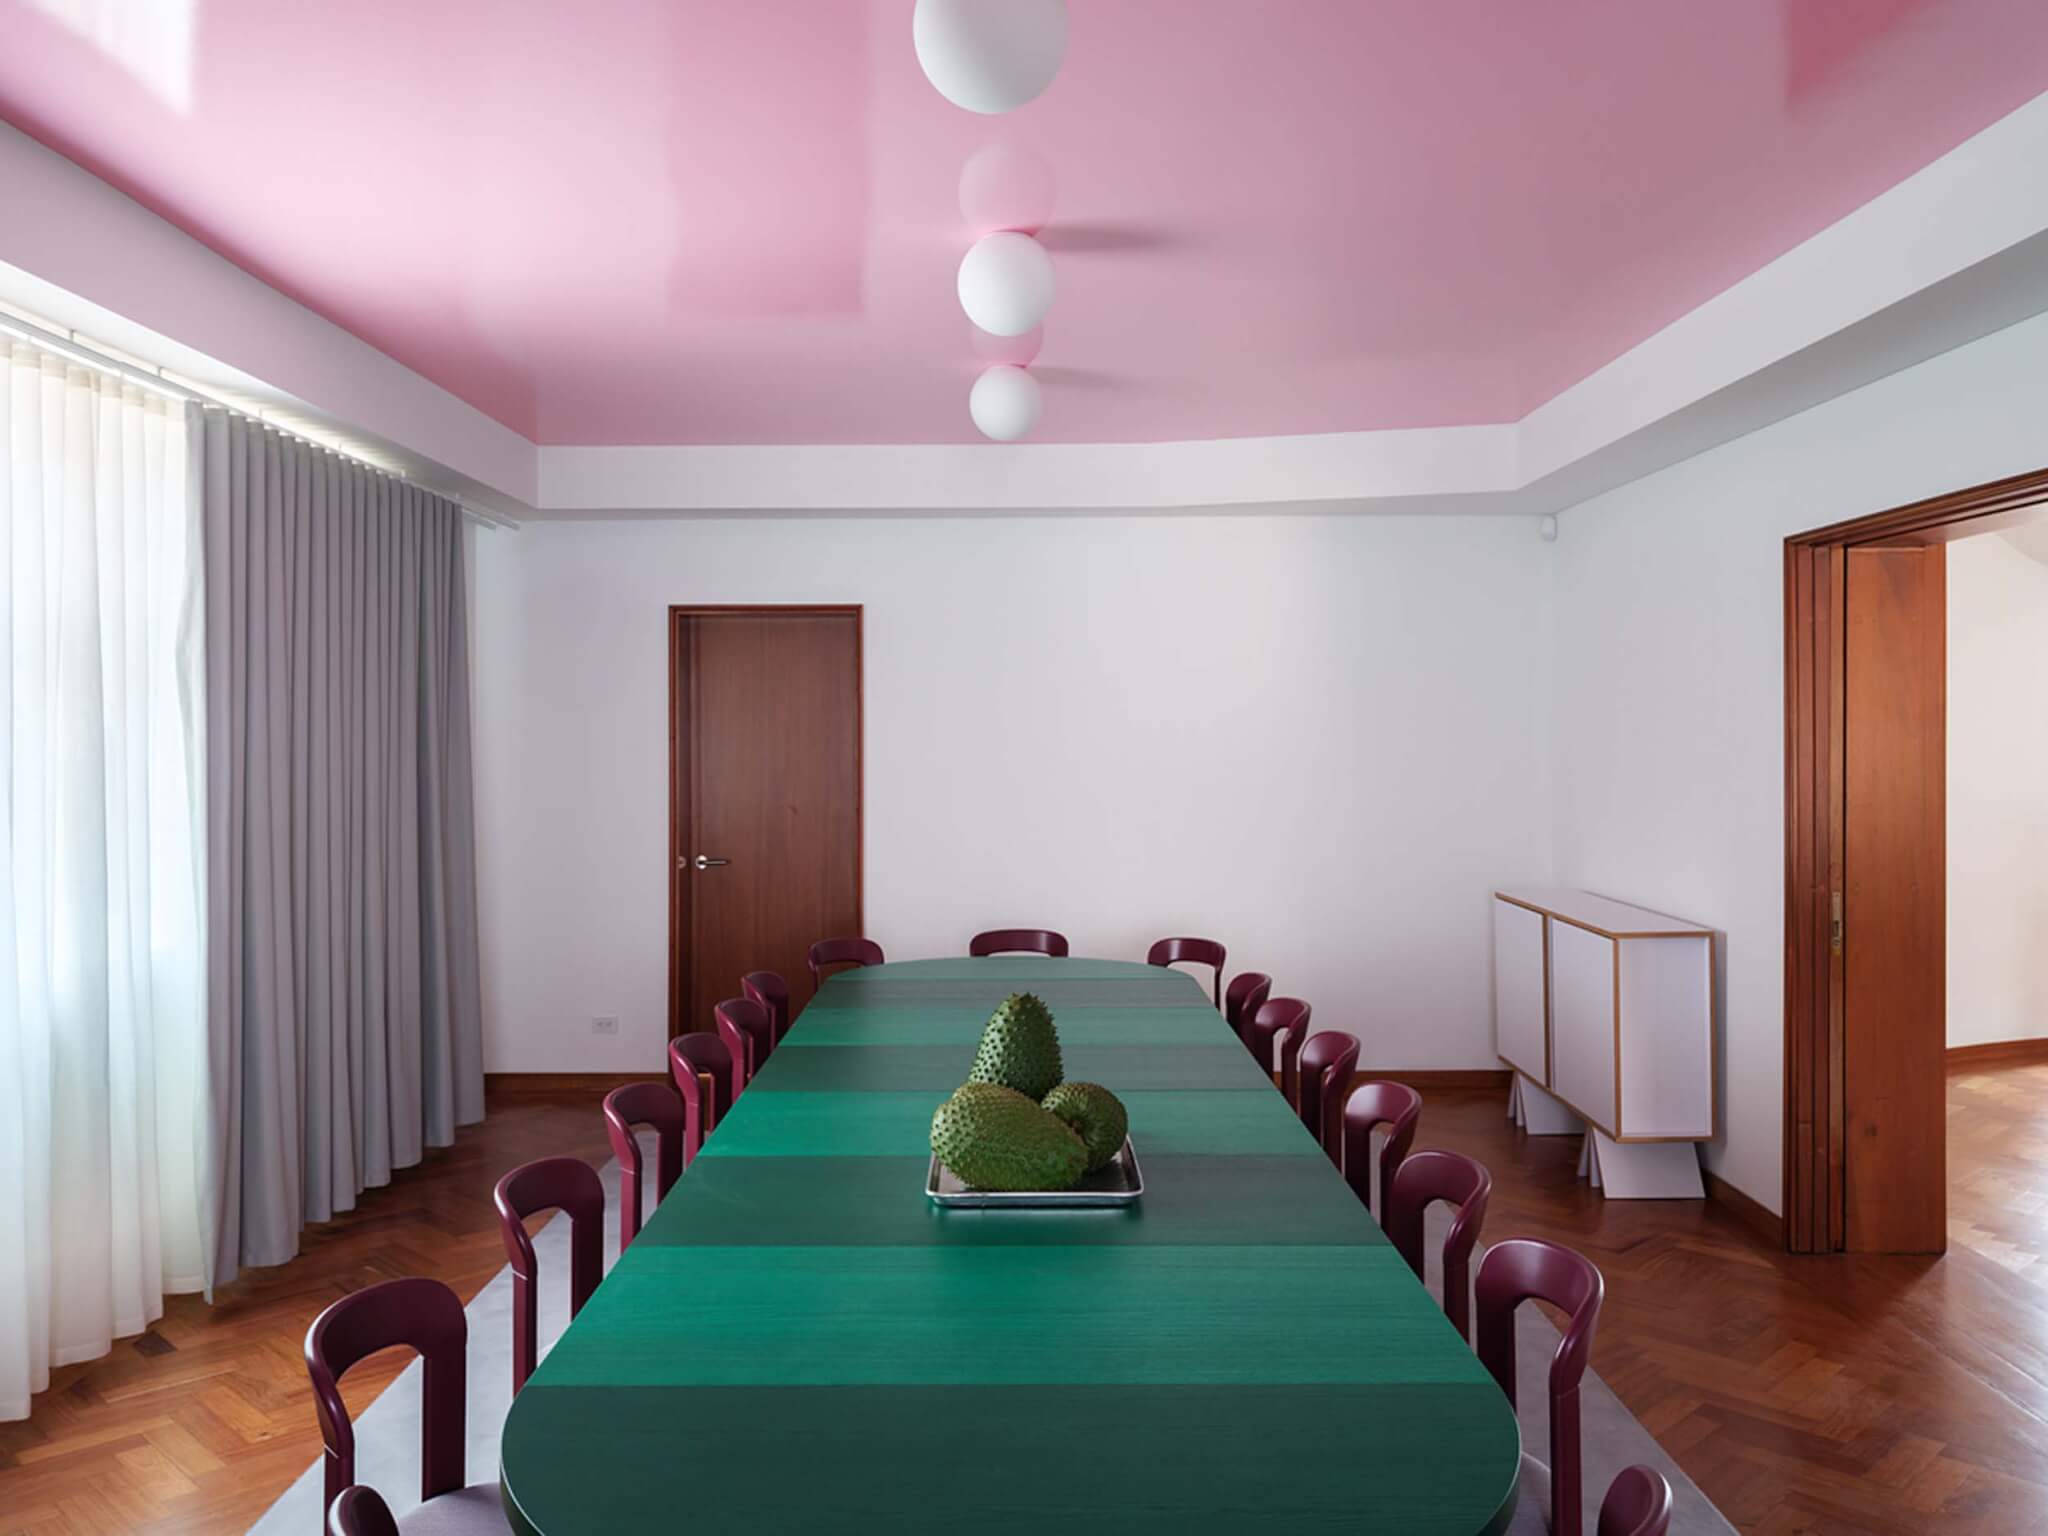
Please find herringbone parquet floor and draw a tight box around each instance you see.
[1411,1065,2048,1535]
[6,1071,2048,1534]
[0,1088,609,1536]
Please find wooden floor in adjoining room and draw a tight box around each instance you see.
[1948,1057,2048,1283]
[6,1072,2048,1535]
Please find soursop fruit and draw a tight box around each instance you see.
[930,1082,1087,1192]
[967,992,1064,1101]
[1042,1081,1129,1172]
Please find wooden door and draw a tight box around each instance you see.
[1841,545,1946,1253]
[670,608,862,1040]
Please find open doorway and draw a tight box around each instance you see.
[1784,468,2048,1254]
[1945,517,2048,1274]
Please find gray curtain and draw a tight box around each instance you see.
[202,412,484,1285]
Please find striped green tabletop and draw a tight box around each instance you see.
[500,958,1520,1534]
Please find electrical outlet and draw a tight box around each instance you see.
[591,1015,620,1036]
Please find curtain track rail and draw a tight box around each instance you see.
[0,311,519,531]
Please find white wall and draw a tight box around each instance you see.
[471,306,2048,1210]
[1947,530,2048,1049]
[470,515,1554,1075]
[1551,308,2048,1212]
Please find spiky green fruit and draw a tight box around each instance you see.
[930,1082,1088,1192]
[1042,1081,1129,1172]
[967,992,1064,1101]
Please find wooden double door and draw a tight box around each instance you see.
[668,607,862,1041]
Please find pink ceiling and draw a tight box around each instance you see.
[3,0,2047,446]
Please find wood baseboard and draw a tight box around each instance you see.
[1946,1038,2048,1070]
[1705,1168,1784,1248]
[484,1071,650,1098]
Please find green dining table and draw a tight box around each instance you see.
[500,957,1521,1532]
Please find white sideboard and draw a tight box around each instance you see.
[1493,888,1715,1198]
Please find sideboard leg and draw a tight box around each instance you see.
[1586,1131,1704,1199]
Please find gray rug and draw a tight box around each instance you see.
[250,1156,1734,1535]
[1416,1203,1736,1536]
[248,1156,634,1536]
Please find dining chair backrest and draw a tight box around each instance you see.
[1223,972,1272,1046]
[1383,1148,1492,1340]
[1599,1466,1675,1536]
[668,1032,732,1162]
[715,996,776,1095]
[968,928,1070,958]
[807,937,884,993]
[1245,996,1311,1107]
[742,969,792,1043]
[1296,1029,1360,1158]
[1341,1079,1422,1219]
[1145,936,1226,1005]
[494,1157,605,1394]
[305,1276,468,1511]
[328,1486,400,1536]
[1475,1237,1605,1536]
[602,1082,684,1253]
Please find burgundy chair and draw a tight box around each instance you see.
[1145,936,1226,1005]
[808,936,884,993]
[494,1157,605,1394]
[715,996,776,1096]
[1599,1466,1674,1536]
[1223,971,1271,1047]
[601,1082,683,1254]
[328,1487,400,1536]
[668,1031,731,1164]
[1476,1238,1605,1536]
[742,969,792,1044]
[305,1277,502,1528]
[968,928,1069,958]
[1296,1029,1360,1157]
[1383,1149,1493,1341]
[1244,996,1311,1107]
[1341,1079,1422,1218]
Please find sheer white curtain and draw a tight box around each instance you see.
[0,340,209,1422]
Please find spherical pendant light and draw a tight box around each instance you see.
[913,0,1069,115]
[969,365,1043,441]
[957,231,1054,337]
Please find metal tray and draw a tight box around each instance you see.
[927,1138,1144,1208]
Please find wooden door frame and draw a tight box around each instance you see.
[667,604,865,1047]
[1783,467,2048,1252]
